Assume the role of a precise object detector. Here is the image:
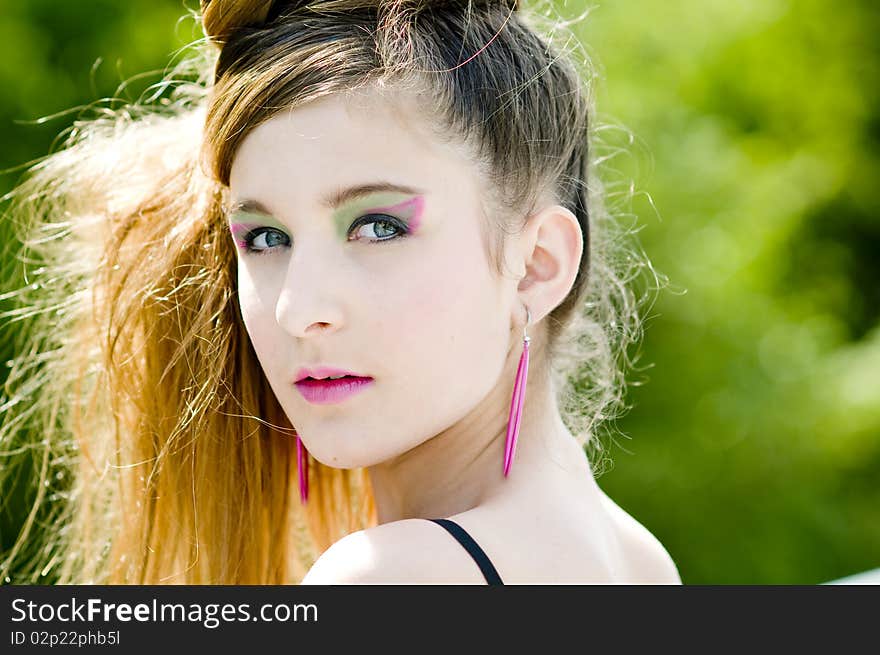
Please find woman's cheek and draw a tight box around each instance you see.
[237,278,278,359]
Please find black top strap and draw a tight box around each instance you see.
[427,518,504,585]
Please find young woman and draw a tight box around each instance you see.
[0,0,680,584]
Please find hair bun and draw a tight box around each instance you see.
[428,0,518,8]
[200,0,276,44]
[201,0,519,44]
[467,0,518,8]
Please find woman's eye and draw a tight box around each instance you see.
[242,227,289,254]
[349,214,408,243]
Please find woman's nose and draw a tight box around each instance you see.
[273,249,346,338]
[276,293,345,339]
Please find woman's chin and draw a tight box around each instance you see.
[304,448,383,471]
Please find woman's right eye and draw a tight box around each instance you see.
[241,227,290,255]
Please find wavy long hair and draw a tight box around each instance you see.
[0,0,663,584]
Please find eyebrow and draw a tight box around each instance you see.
[226,181,425,218]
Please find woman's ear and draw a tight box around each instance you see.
[515,204,584,322]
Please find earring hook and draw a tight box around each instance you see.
[524,307,531,342]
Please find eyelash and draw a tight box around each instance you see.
[236,214,410,256]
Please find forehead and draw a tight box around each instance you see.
[228,88,479,207]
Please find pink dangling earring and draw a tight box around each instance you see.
[504,306,531,477]
[295,433,309,504]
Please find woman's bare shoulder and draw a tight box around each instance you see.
[300,518,489,584]
[597,490,682,584]
[301,494,682,585]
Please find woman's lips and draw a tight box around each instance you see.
[294,376,374,405]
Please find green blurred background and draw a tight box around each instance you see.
[1,0,878,584]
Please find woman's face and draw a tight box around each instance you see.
[228,89,518,468]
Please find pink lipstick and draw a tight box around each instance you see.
[295,376,373,404]
[293,367,374,405]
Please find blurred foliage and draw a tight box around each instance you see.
[576,0,880,583]
[0,0,877,584]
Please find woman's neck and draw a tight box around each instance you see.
[366,365,596,524]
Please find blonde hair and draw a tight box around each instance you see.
[0,0,664,584]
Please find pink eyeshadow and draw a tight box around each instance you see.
[229,222,261,250]
[365,195,425,233]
